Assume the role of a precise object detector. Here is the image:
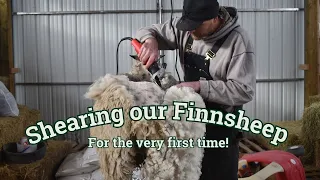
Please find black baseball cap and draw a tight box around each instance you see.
[176,0,220,31]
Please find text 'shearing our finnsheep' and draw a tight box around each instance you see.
[25,101,288,149]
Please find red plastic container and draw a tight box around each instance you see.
[240,150,306,180]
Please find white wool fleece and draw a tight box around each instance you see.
[135,6,256,112]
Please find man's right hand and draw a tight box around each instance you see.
[138,37,159,69]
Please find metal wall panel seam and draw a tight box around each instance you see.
[157,0,165,65]
[61,10,67,140]
[13,78,305,86]
[158,0,162,23]
[35,10,40,111]
[163,8,304,13]
[48,13,54,133]
[75,0,80,143]
[11,8,304,16]
[12,9,160,16]
[295,6,298,119]
[281,10,284,122]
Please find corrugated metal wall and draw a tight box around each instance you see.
[11,0,305,144]
[11,0,158,142]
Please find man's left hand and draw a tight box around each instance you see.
[176,81,200,92]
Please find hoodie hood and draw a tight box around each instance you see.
[202,6,240,42]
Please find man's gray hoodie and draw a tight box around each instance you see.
[135,7,256,112]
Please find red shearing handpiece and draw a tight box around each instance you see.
[131,38,143,55]
[129,38,164,62]
[128,38,164,88]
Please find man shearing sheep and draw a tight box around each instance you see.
[134,0,256,179]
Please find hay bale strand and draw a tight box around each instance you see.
[308,94,320,106]
[22,105,41,129]
[0,140,74,180]
[254,120,303,151]
[0,105,40,148]
[254,102,320,167]
[0,165,18,180]
[300,102,320,165]
[0,76,9,88]
[272,120,303,150]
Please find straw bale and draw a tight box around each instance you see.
[253,102,320,167]
[0,165,18,180]
[0,76,9,88]
[0,140,74,180]
[271,120,303,150]
[254,120,303,151]
[300,102,320,165]
[22,105,40,128]
[308,94,320,106]
[0,104,40,148]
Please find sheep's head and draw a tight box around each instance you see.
[123,60,179,91]
[123,60,152,82]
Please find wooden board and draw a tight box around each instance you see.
[305,168,320,179]
[304,0,320,106]
[239,137,270,157]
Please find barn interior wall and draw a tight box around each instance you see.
[10,0,305,143]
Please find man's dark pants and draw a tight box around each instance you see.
[199,107,240,180]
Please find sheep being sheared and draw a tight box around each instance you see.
[85,61,206,180]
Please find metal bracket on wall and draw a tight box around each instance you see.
[10,68,20,74]
[299,64,309,70]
